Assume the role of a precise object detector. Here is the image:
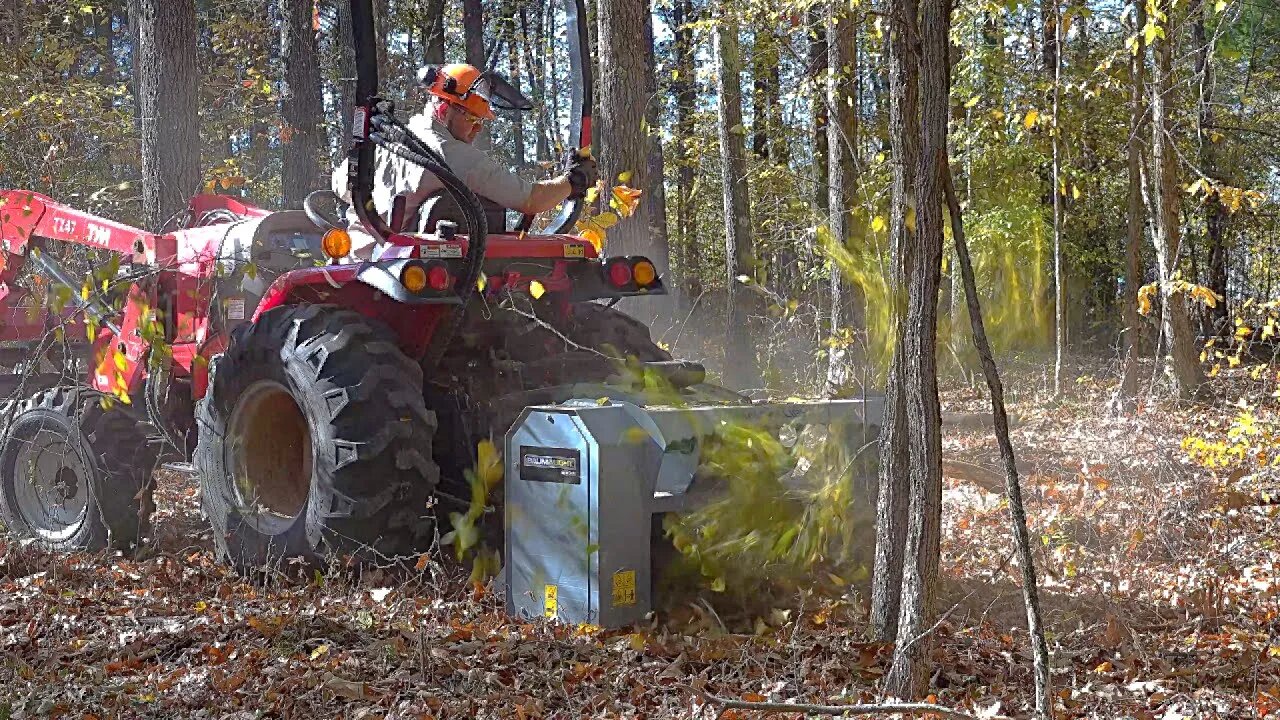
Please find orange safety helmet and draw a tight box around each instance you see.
[421,64,496,121]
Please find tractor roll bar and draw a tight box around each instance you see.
[345,0,487,308]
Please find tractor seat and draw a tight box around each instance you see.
[414,191,511,235]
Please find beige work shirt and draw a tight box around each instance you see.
[332,110,532,255]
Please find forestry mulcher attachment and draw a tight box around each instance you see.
[0,0,879,626]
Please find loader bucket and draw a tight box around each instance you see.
[503,394,883,627]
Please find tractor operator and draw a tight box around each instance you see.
[332,63,598,258]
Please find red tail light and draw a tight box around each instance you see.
[426,263,451,291]
[606,260,632,288]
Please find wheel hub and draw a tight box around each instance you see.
[12,427,90,542]
[226,381,312,532]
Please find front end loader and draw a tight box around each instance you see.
[0,0,880,626]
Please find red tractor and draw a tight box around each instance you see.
[0,0,719,568]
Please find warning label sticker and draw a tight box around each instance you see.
[544,584,558,617]
[564,243,585,258]
[612,570,636,607]
[224,297,246,320]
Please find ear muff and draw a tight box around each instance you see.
[444,77,459,94]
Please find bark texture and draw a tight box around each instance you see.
[136,0,199,231]
[672,0,700,299]
[1150,0,1205,397]
[1118,1,1147,402]
[596,0,670,283]
[642,1,671,282]
[280,0,325,208]
[1050,0,1065,394]
[826,0,861,392]
[463,0,485,67]
[1194,5,1228,333]
[332,0,356,148]
[870,0,918,644]
[422,0,446,65]
[715,13,762,391]
[884,0,947,697]
[809,5,829,213]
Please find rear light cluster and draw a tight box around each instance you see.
[604,257,660,291]
[400,260,453,294]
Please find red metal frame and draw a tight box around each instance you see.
[1,189,643,406]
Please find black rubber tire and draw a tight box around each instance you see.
[195,305,439,572]
[0,388,156,551]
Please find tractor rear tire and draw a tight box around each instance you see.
[0,388,156,551]
[195,305,438,572]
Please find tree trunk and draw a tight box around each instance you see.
[505,2,526,167]
[463,0,485,67]
[1049,0,1065,395]
[826,0,860,392]
[136,0,199,231]
[373,0,390,78]
[715,11,762,391]
[942,163,1054,720]
[809,5,829,214]
[422,0,446,65]
[1194,3,1228,334]
[1118,0,1147,403]
[751,28,772,160]
[1150,0,1204,398]
[884,0,947,697]
[521,5,552,163]
[280,0,325,208]
[596,0,672,300]
[642,1,671,290]
[331,0,357,150]
[1040,0,1057,75]
[672,0,700,299]
[870,0,918,644]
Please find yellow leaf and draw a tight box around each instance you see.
[1072,185,1081,200]
[528,280,545,300]
[1137,282,1157,317]
[617,170,632,183]
[580,224,605,252]
[1024,109,1040,129]
[964,95,981,108]
[310,644,330,661]
[871,215,887,233]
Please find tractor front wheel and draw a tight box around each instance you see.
[195,305,438,571]
[0,388,156,551]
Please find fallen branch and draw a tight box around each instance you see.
[700,692,978,719]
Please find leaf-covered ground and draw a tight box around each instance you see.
[2,362,1278,719]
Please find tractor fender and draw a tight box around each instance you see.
[252,262,460,321]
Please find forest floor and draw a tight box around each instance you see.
[1,358,1279,719]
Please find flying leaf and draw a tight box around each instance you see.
[1023,109,1040,129]
[871,215,887,233]
[528,280,546,300]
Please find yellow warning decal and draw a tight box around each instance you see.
[544,584,558,617]
[564,243,585,258]
[612,569,636,607]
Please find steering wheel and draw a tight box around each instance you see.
[304,189,347,231]
[514,150,586,235]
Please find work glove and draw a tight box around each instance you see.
[565,149,598,200]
